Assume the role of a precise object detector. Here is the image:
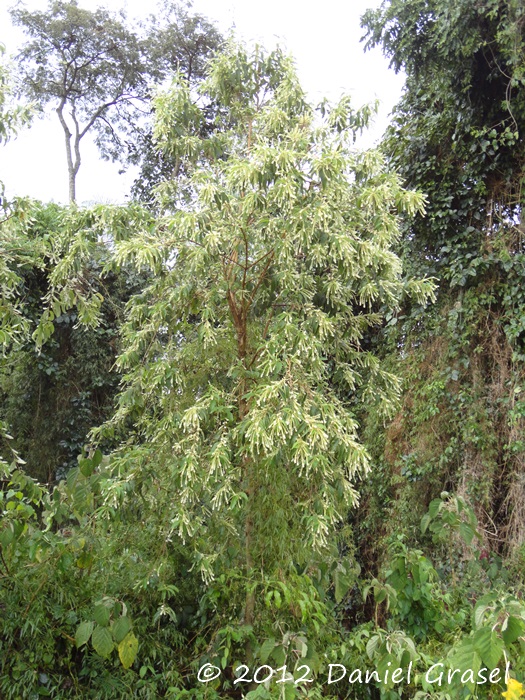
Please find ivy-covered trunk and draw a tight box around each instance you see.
[361,0,525,559]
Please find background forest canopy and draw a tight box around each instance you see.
[1,1,525,699]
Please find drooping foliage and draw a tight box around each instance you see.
[0,202,149,482]
[0,43,31,150]
[128,1,223,204]
[95,41,433,618]
[0,43,33,344]
[0,40,438,699]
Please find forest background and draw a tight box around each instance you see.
[1,1,525,699]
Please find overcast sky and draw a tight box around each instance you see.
[0,0,404,205]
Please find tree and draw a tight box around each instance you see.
[146,0,223,84]
[11,0,222,204]
[74,42,434,653]
[362,0,525,284]
[11,0,146,203]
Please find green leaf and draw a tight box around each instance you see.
[112,616,131,644]
[334,567,352,603]
[78,457,94,478]
[93,604,110,627]
[502,617,525,646]
[459,522,475,545]
[472,627,503,669]
[118,632,138,669]
[92,449,103,468]
[259,637,276,664]
[448,638,481,688]
[91,625,114,658]
[375,588,387,604]
[366,635,380,660]
[284,682,296,700]
[270,644,286,666]
[304,647,320,675]
[420,513,431,534]
[0,523,14,547]
[75,621,94,648]
[428,499,443,518]
[473,603,488,629]
[377,653,397,687]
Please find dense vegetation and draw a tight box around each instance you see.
[1,1,525,699]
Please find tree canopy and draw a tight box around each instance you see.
[362,0,525,281]
[11,0,222,203]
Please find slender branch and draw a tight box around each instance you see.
[245,246,275,272]
[0,548,10,576]
[70,104,82,177]
[242,226,249,293]
[247,250,275,308]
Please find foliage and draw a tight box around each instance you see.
[94,41,432,636]
[0,201,148,481]
[362,0,525,289]
[0,44,33,346]
[337,5,525,697]
[128,2,223,204]
[0,446,203,699]
[11,0,145,202]
[359,0,525,562]
[3,3,525,697]
[0,40,437,698]
[0,43,31,149]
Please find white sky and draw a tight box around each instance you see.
[0,0,404,205]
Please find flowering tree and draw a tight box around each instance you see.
[93,42,434,640]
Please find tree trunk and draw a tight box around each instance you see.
[56,102,80,204]
[67,163,76,204]
[237,326,255,635]
[230,290,255,655]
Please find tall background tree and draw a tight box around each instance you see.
[128,1,223,204]
[11,0,146,203]
[11,0,222,203]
